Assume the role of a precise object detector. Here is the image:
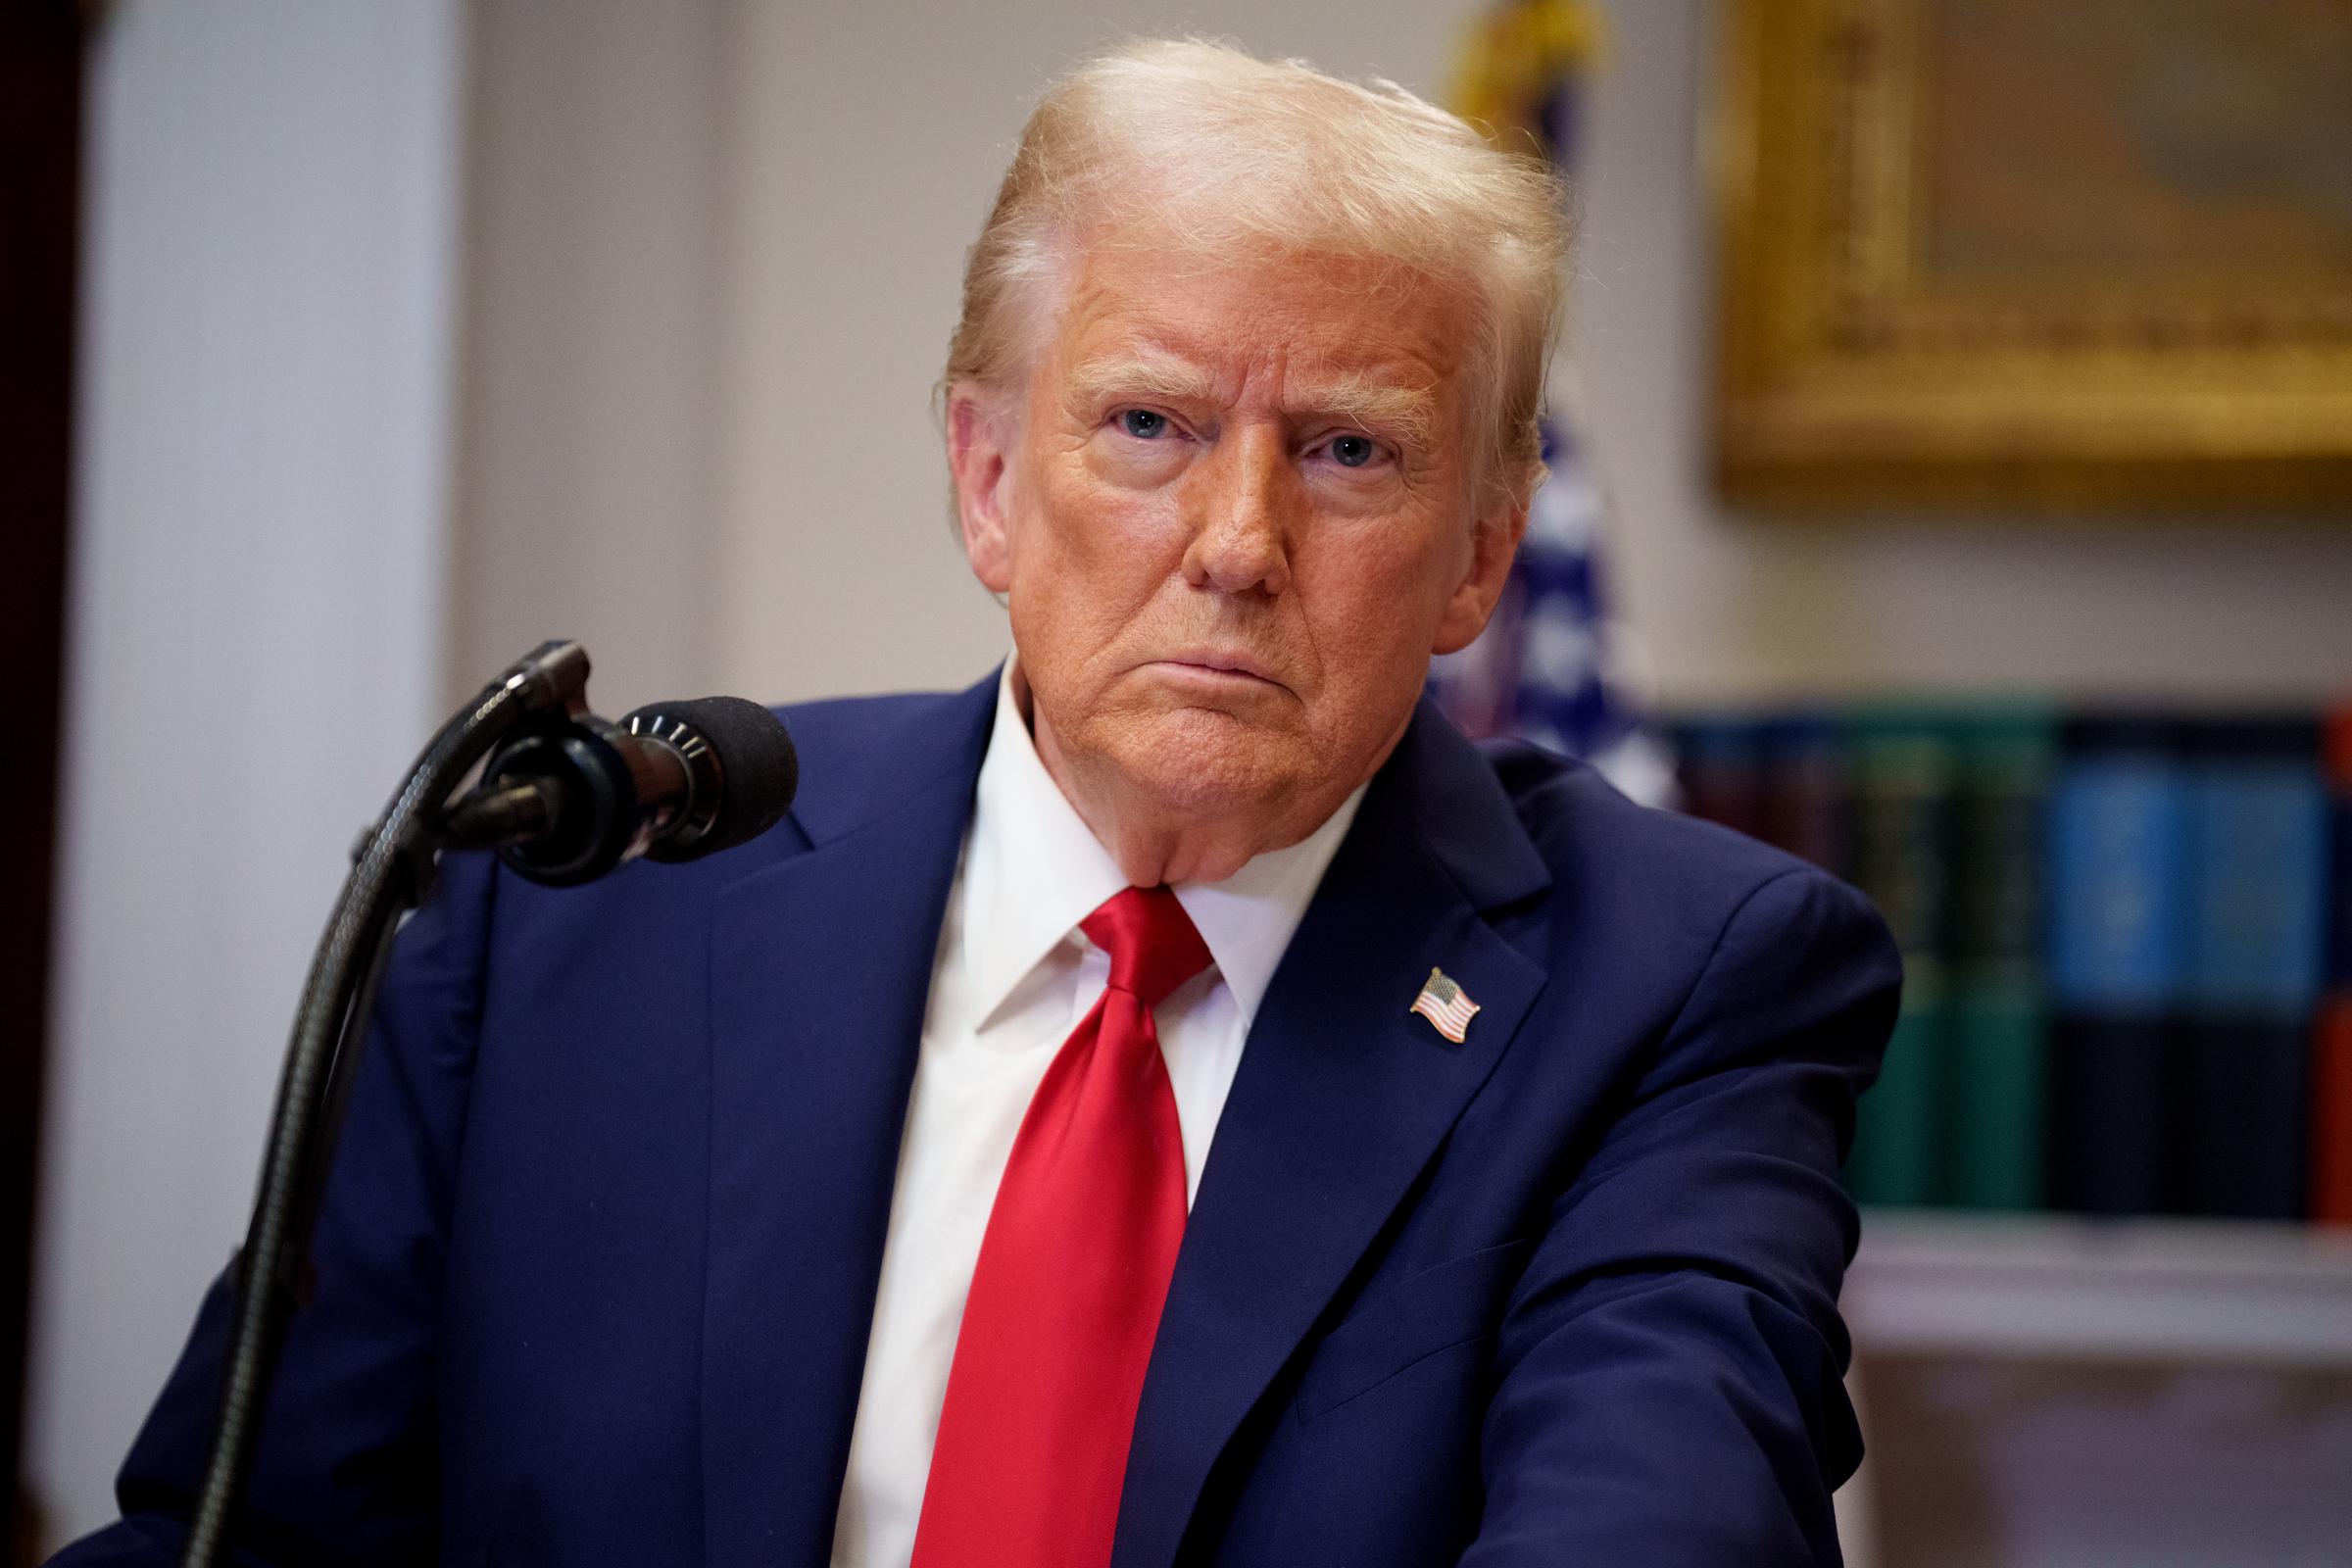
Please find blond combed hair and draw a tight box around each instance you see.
[945,38,1569,510]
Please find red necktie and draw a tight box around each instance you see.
[909,885,1211,1568]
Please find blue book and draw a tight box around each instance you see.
[2328,709,2352,993]
[2181,718,2328,1218]
[2046,716,2194,1215]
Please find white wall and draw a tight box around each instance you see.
[449,0,731,718]
[28,0,465,1547]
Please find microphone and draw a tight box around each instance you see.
[443,696,799,885]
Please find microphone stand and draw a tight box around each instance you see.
[178,641,594,1568]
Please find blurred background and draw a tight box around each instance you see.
[4,1,2348,1563]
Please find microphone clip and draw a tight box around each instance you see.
[438,700,753,886]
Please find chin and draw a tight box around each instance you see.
[1103,706,1311,819]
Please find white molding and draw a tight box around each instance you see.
[1846,1212,2352,1366]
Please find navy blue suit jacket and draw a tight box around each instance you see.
[54,675,1899,1567]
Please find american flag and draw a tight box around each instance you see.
[1409,967,1481,1044]
[1432,0,1677,809]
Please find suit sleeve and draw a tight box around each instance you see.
[1461,865,1902,1568]
[44,851,500,1568]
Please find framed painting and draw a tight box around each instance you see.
[1710,0,2352,512]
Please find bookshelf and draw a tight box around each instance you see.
[1845,1210,2352,1365]
[1662,703,2352,1227]
[1662,701,2352,1560]
[1837,1212,2352,1568]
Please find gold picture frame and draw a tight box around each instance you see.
[1710,0,2352,512]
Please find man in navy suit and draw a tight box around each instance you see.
[53,38,1898,1568]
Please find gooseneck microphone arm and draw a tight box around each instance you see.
[180,646,801,1568]
[178,640,594,1568]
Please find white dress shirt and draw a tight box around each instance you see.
[827,662,1365,1568]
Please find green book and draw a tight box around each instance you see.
[1948,970,2048,1209]
[1846,957,1951,1207]
[1842,710,1958,958]
[1946,707,2057,1210]
[1840,710,1961,1206]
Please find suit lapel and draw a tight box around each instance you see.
[701,678,995,1568]
[1112,703,1553,1568]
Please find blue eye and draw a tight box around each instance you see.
[1119,409,1168,439]
[1331,433,1377,468]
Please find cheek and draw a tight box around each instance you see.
[1289,520,1468,720]
[1299,519,1460,636]
[1004,460,1189,674]
[1021,455,1186,581]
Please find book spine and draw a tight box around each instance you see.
[1759,711,1849,877]
[1947,708,2056,1210]
[2181,719,2328,1219]
[2046,718,2193,1215]
[2318,1001,2352,1226]
[1670,713,1769,845]
[1949,978,2046,1210]
[2315,708,2352,1226]
[1840,711,1958,1208]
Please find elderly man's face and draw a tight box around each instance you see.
[952,238,1521,857]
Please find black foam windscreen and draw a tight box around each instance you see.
[635,696,799,857]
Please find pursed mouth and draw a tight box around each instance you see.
[1145,653,1287,689]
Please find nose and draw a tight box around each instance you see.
[1181,425,1293,597]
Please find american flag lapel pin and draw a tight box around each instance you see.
[1408,966,1480,1044]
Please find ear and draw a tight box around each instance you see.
[948,385,1017,594]
[1430,486,1529,656]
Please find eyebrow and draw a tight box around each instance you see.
[1298,374,1441,449]
[1064,351,1443,449]
[1064,351,1217,414]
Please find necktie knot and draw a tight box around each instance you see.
[1080,885,1212,1009]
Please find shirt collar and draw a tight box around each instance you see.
[961,658,1366,1030]
[960,662,1131,1030]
